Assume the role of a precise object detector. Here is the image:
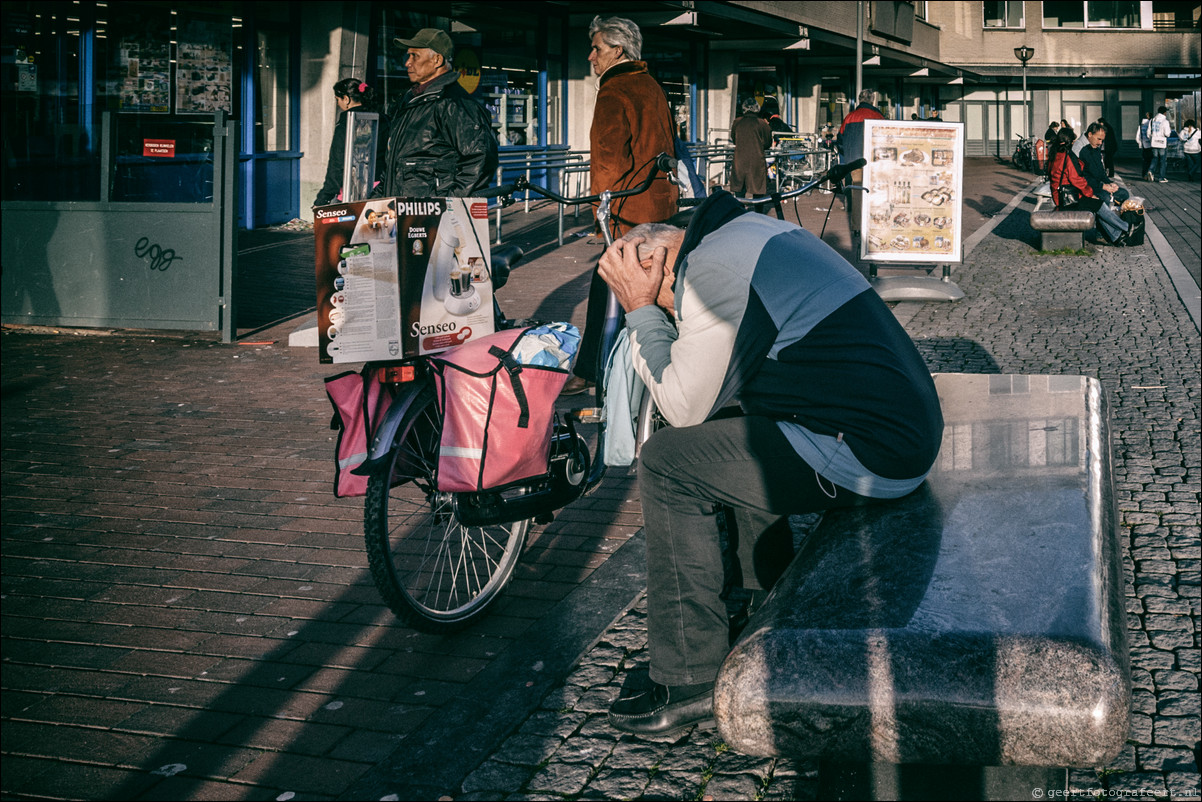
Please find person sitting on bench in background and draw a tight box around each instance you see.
[596,189,944,736]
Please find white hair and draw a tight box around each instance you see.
[589,15,642,60]
[624,223,684,261]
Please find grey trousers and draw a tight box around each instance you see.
[639,414,876,686]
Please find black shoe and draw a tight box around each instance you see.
[608,681,715,735]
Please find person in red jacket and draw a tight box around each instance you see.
[1048,129,1132,245]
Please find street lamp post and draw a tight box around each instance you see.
[1014,46,1034,140]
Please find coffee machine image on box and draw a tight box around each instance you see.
[428,203,482,316]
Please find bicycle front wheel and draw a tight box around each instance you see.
[364,386,530,632]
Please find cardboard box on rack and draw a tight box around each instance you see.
[313,197,494,364]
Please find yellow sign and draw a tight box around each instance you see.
[455,49,481,95]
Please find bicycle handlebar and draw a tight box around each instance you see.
[478,152,677,205]
[732,157,867,207]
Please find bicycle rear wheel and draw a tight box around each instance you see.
[364,385,530,632]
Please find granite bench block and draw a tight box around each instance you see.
[714,374,1130,769]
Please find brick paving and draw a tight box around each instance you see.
[3,159,1199,801]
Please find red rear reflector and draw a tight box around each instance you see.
[384,365,416,383]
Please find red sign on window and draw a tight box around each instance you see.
[143,139,176,158]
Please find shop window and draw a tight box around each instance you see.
[256,27,291,151]
[983,1,1025,28]
[2,1,101,200]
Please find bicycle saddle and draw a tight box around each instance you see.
[490,243,524,290]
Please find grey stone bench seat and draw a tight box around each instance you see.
[714,373,1129,800]
[1029,209,1097,250]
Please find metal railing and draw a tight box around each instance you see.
[492,147,588,243]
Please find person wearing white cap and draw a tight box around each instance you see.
[378,28,498,198]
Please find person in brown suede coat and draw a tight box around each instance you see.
[563,15,679,395]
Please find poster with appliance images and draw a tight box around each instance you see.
[174,16,233,114]
[859,119,964,264]
[314,197,494,364]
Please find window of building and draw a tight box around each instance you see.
[1043,1,1141,28]
[2,1,102,200]
[984,1,1025,28]
[1151,1,1200,30]
[256,27,291,152]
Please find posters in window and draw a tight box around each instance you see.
[175,17,233,114]
[104,7,171,112]
[859,120,964,264]
[314,197,495,364]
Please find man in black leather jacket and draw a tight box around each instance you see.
[379,29,498,197]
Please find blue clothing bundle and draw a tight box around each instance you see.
[511,322,580,370]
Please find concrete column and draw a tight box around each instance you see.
[299,3,371,220]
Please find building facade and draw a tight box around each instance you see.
[3,1,1198,222]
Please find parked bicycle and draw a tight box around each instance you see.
[1013,133,1035,172]
[358,154,677,632]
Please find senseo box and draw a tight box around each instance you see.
[314,197,494,364]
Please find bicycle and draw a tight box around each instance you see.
[1013,133,1035,173]
[359,154,678,633]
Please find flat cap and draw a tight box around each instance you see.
[395,28,453,58]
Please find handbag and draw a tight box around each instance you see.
[1057,183,1081,209]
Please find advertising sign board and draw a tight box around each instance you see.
[859,120,965,264]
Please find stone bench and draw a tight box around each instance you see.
[1030,209,1097,250]
[714,373,1129,801]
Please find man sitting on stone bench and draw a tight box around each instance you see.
[596,189,945,736]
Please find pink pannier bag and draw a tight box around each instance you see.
[431,327,572,492]
[324,365,393,498]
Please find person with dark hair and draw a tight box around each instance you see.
[378,28,498,198]
[1099,117,1119,177]
[730,98,772,198]
[314,78,384,207]
[1049,127,1133,245]
[1044,120,1060,145]
[760,96,792,133]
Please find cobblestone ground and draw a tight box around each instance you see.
[455,203,1201,801]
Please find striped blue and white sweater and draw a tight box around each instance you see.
[626,191,943,498]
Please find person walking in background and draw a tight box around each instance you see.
[1137,111,1154,181]
[760,96,792,134]
[314,79,385,207]
[562,14,678,397]
[378,28,498,198]
[1149,106,1171,183]
[730,98,772,199]
[1099,117,1118,178]
[1180,119,1200,181]
[837,89,885,157]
